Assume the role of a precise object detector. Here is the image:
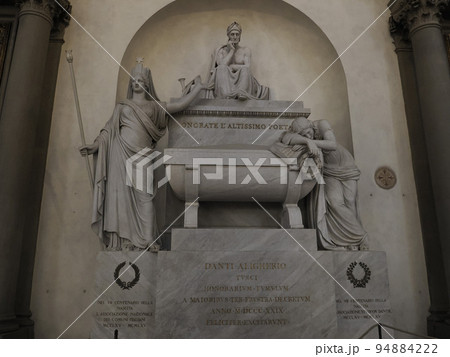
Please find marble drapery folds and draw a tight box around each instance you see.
[280,121,367,250]
[92,99,167,250]
[206,48,269,100]
[307,143,367,250]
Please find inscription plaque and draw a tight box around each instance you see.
[155,250,337,338]
[169,99,310,147]
[91,252,157,339]
[333,252,393,338]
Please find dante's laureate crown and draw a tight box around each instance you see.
[227,22,242,35]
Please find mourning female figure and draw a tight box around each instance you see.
[80,61,205,251]
[280,118,368,250]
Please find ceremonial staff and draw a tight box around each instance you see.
[65,50,94,191]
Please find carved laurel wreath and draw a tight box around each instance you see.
[114,261,140,290]
[346,261,371,288]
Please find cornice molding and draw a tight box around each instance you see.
[389,16,413,51]
[390,0,449,36]
[16,0,55,24]
[15,0,71,34]
[50,0,71,40]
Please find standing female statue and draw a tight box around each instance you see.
[206,22,269,100]
[280,117,368,250]
[80,60,205,251]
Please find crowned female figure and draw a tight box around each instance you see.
[80,60,205,251]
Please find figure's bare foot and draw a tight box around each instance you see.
[149,243,160,253]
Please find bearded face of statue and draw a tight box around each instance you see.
[228,30,241,46]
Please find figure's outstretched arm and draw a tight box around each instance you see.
[282,133,308,145]
[79,113,117,156]
[166,76,206,114]
[80,141,99,156]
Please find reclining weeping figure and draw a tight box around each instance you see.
[272,117,368,250]
[205,22,269,100]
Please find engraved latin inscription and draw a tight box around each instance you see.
[95,299,153,329]
[181,261,311,326]
[336,297,391,321]
[181,121,291,131]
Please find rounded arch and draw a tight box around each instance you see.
[117,0,353,150]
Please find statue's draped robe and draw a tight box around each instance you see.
[281,131,367,250]
[92,99,167,249]
[206,46,269,100]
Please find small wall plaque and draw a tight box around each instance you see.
[375,167,396,189]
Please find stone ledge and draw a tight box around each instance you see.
[171,228,317,252]
[171,98,310,118]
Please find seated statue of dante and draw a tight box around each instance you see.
[273,117,368,250]
[205,22,269,100]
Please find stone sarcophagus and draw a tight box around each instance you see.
[164,99,314,229]
[164,145,316,229]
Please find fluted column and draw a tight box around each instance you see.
[391,0,450,335]
[0,0,62,336]
[13,1,71,338]
[390,14,450,319]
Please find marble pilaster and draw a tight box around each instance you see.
[0,0,71,336]
[390,0,450,334]
[14,2,71,337]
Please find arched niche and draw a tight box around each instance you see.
[117,0,353,151]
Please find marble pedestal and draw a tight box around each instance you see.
[155,228,336,338]
[333,251,393,338]
[91,252,157,339]
[154,229,392,338]
[91,230,392,338]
